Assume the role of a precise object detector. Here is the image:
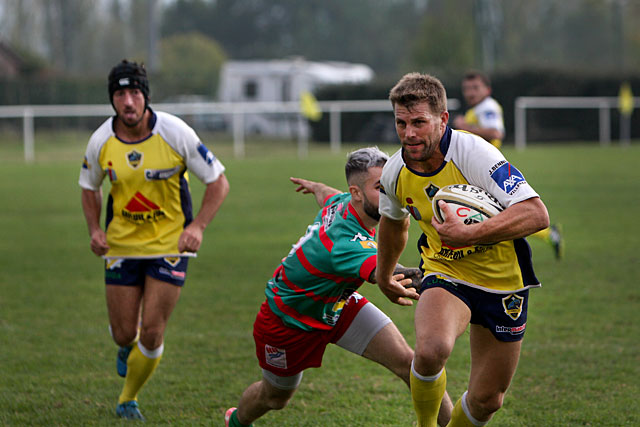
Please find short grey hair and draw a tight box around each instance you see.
[345,146,388,185]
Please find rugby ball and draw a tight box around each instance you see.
[432,184,503,224]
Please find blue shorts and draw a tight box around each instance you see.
[420,275,529,342]
[104,257,189,287]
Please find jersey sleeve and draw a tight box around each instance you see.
[155,112,225,184]
[379,150,409,220]
[78,119,111,191]
[452,132,538,207]
[475,98,505,133]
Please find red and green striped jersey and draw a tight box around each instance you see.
[265,193,377,331]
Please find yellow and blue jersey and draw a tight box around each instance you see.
[79,110,225,259]
[379,127,540,293]
[464,96,504,148]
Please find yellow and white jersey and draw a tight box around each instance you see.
[79,110,225,259]
[464,96,504,148]
[379,127,540,293]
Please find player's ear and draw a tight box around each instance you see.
[348,184,362,201]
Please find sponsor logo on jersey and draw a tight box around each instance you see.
[265,344,287,369]
[495,323,526,335]
[484,111,497,119]
[502,293,524,320]
[490,162,525,195]
[351,233,376,249]
[327,288,357,325]
[359,240,377,249]
[122,191,166,224]
[197,143,215,165]
[424,183,440,198]
[82,156,90,169]
[407,205,422,220]
[126,150,143,169]
[145,166,182,181]
[435,244,492,260]
[323,203,341,229]
[106,161,118,182]
[351,232,368,242]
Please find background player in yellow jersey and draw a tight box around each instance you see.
[453,70,564,259]
[79,60,229,420]
[452,70,504,149]
[376,73,550,426]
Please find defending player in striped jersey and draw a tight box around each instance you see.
[224,147,452,427]
[376,73,550,426]
[79,60,229,420]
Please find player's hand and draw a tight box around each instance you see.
[393,267,423,290]
[178,224,204,253]
[378,275,420,306]
[290,177,318,194]
[90,228,110,256]
[431,201,474,248]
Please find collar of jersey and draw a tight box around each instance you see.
[347,202,376,237]
[401,126,451,177]
[111,108,157,144]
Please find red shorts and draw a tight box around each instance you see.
[253,294,369,376]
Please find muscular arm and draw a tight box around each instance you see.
[81,188,110,256]
[290,177,341,207]
[374,216,419,306]
[432,196,549,248]
[178,173,230,253]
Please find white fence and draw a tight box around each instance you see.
[514,96,639,149]
[2,96,636,162]
[0,99,460,162]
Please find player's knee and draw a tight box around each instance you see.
[139,325,164,349]
[414,340,452,372]
[468,390,505,416]
[260,386,294,411]
[110,325,138,347]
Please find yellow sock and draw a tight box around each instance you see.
[118,341,163,404]
[410,360,446,427]
[530,227,550,242]
[447,392,486,427]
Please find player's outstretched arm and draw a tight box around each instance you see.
[375,216,419,306]
[290,177,341,207]
[179,173,230,253]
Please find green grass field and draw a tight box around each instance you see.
[1,133,639,426]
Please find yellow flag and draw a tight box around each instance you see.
[300,91,322,121]
[618,82,634,117]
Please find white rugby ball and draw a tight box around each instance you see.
[432,184,503,224]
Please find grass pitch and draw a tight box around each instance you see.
[0,133,639,425]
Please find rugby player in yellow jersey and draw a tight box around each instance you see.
[453,70,564,259]
[376,73,550,426]
[79,60,229,420]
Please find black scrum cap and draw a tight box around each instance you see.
[108,59,150,106]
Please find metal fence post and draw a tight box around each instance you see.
[23,108,35,163]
